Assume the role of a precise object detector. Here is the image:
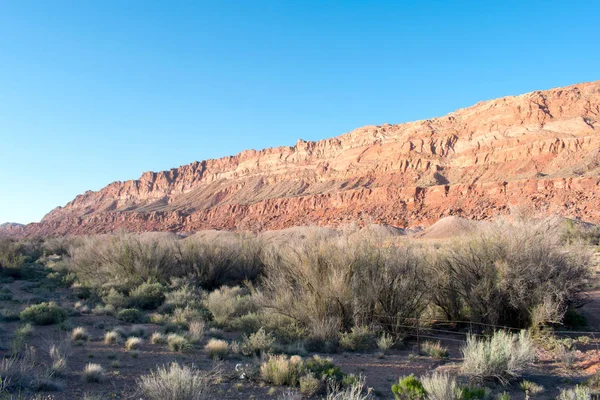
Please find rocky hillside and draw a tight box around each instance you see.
[11,81,600,236]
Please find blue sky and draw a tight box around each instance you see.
[1,1,598,224]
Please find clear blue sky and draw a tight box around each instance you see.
[1,1,598,224]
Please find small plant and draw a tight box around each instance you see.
[421,372,459,400]
[49,340,71,377]
[260,354,303,386]
[125,336,143,350]
[83,363,104,383]
[20,302,67,325]
[520,380,544,398]
[377,333,395,353]
[151,332,168,345]
[241,328,275,356]
[205,338,229,359]
[72,326,89,342]
[327,374,373,400]
[339,326,373,351]
[557,385,592,400]
[422,341,449,359]
[461,330,535,384]
[167,333,190,352]
[187,320,205,343]
[391,374,426,400]
[129,325,148,338]
[117,308,147,323]
[300,373,321,396]
[137,362,219,400]
[497,392,510,400]
[559,345,577,369]
[104,331,120,345]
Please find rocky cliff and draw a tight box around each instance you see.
[12,81,600,236]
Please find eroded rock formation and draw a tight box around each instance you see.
[10,81,600,236]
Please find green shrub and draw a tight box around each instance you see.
[304,355,343,382]
[391,374,426,400]
[240,328,275,356]
[458,386,488,399]
[461,330,535,384]
[103,288,129,309]
[117,308,147,323]
[20,302,67,325]
[129,282,165,310]
[339,326,374,351]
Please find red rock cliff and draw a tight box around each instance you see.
[16,81,600,236]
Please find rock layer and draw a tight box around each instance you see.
[11,81,600,236]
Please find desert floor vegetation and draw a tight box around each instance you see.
[0,216,599,398]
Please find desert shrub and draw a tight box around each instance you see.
[304,355,344,382]
[117,308,147,323]
[151,332,168,345]
[187,321,205,343]
[164,283,204,309]
[130,325,148,338]
[205,286,253,327]
[557,385,591,400]
[177,234,264,290]
[104,330,121,344]
[497,393,510,400]
[429,217,591,328]
[0,287,13,300]
[520,380,544,396]
[102,288,129,309]
[205,338,229,359]
[420,372,459,400]
[258,237,428,341]
[167,334,190,352]
[49,340,71,377]
[137,362,219,400]
[458,386,488,399]
[327,374,373,400]
[230,312,262,334]
[240,328,275,356]
[83,363,104,383]
[20,302,67,325]
[260,354,303,386]
[422,341,449,359]
[300,373,321,396]
[170,306,207,326]
[129,281,165,310]
[69,233,179,288]
[0,348,37,391]
[71,326,89,342]
[377,333,395,352]
[0,238,28,272]
[125,337,143,350]
[339,326,374,351]
[391,374,426,400]
[461,330,535,384]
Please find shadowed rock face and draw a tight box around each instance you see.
[10,81,600,236]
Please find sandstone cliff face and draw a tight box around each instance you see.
[15,81,600,236]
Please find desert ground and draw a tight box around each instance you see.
[1,216,600,399]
